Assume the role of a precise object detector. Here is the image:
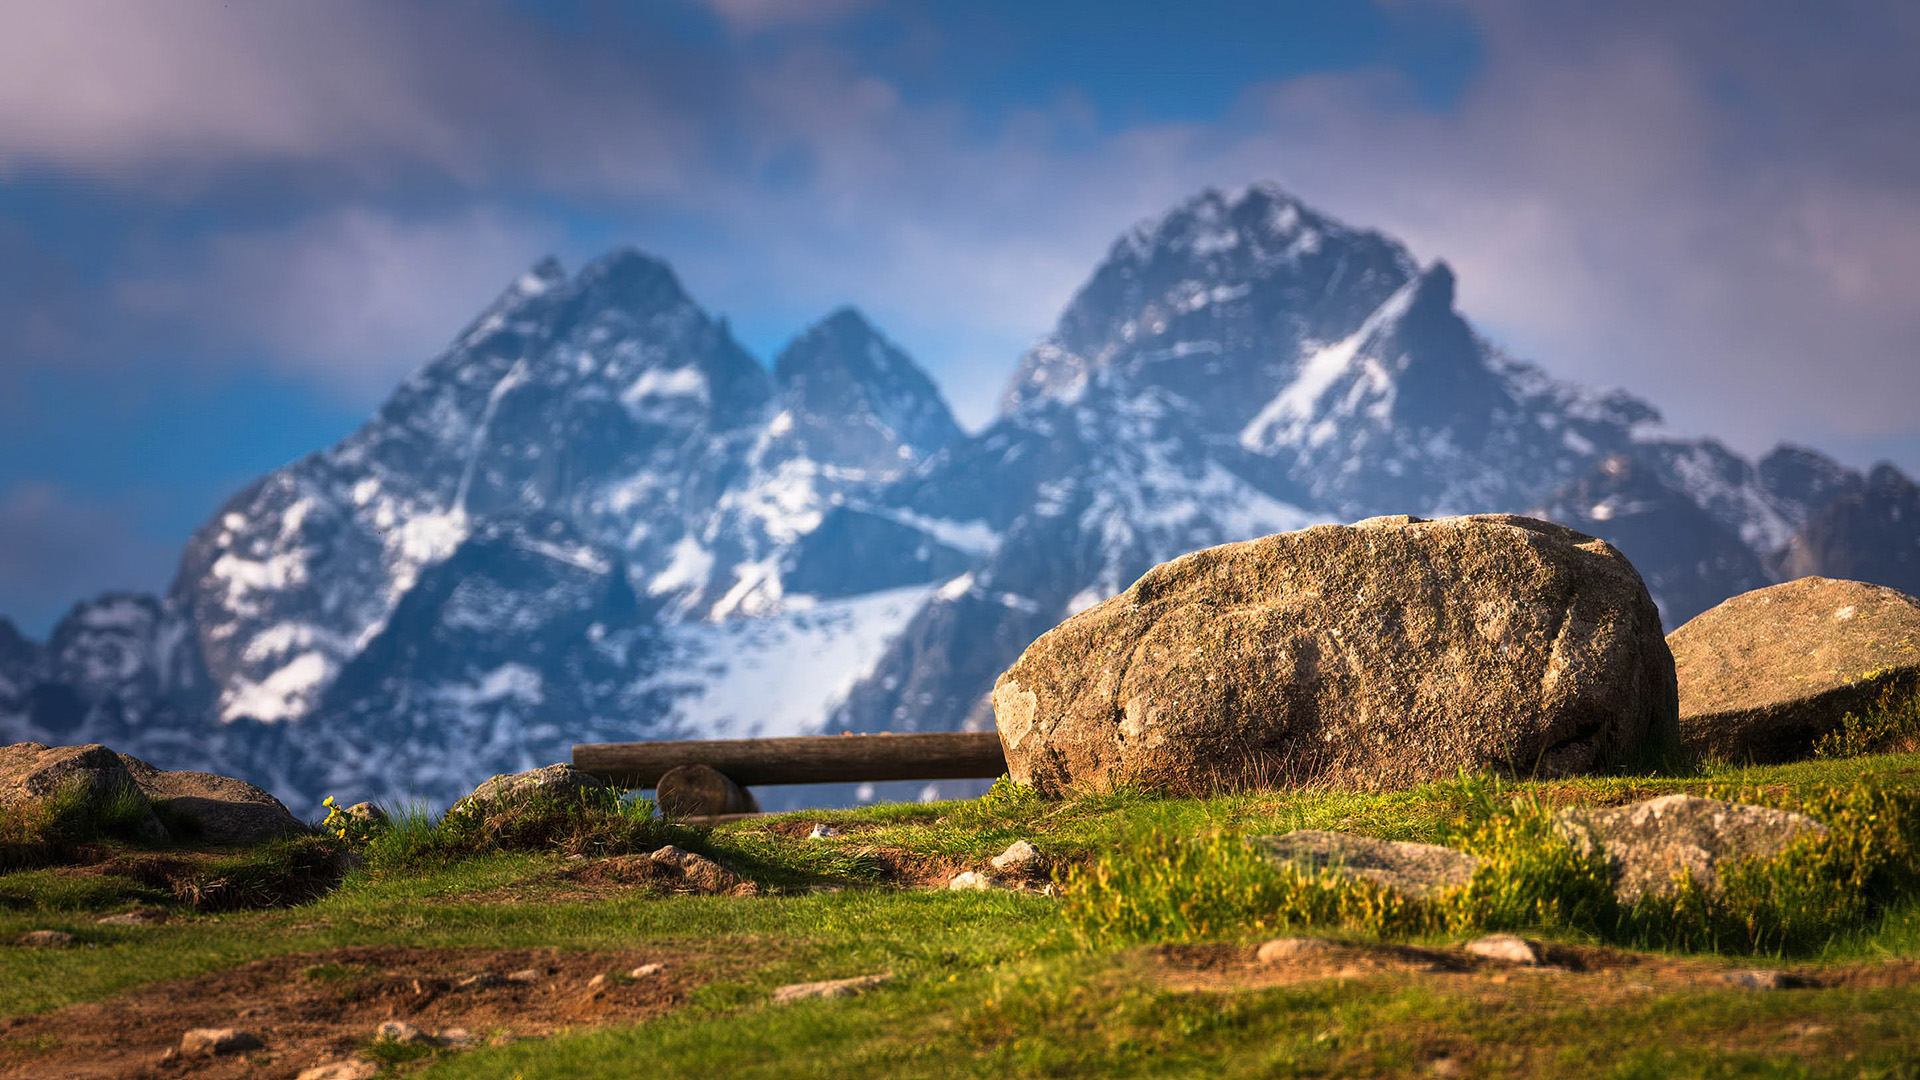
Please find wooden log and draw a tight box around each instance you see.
[573,731,1007,788]
[655,764,760,818]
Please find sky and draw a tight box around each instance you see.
[1,0,1917,636]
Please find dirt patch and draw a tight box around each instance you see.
[0,944,714,1080]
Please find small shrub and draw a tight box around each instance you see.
[1815,685,1920,759]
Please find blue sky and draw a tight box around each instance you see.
[2,0,1918,635]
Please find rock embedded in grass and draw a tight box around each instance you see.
[1255,937,1335,963]
[453,763,610,814]
[1553,794,1827,904]
[993,515,1677,795]
[1668,577,1920,762]
[1253,830,1479,899]
[770,973,892,1003]
[15,929,76,947]
[180,1028,263,1055]
[374,1020,432,1044]
[1465,934,1542,966]
[948,870,1000,890]
[990,840,1045,875]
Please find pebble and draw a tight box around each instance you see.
[771,973,893,1003]
[181,1028,263,1055]
[1465,934,1541,966]
[438,1027,474,1048]
[506,968,542,984]
[947,870,999,891]
[989,840,1043,873]
[374,1020,433,1045]
[629,962,668,978]
[1256,937,1335,964]
[15,930,75,947]
[1722,969,1812,990]
[807,824,838,839]
[456,972,510,990]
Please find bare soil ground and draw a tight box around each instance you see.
[0,944,716,1080]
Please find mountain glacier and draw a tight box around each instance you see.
[4,183,1916,814]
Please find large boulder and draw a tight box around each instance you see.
[0,742,300,845]
[993,515,1677,795]
[115,754,303,845]
[1669,577,1920,762]
[1,742,141,807]
[1554,794,1827,904]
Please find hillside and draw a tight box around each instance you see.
[2,750,1919,1079]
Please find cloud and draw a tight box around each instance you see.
[697,0,878,32]
[114,206,563,399]
[0,0,1915,467]
[0,1,706,196]
[0,484,178,637]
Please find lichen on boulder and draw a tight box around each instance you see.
[993,514,1678,795]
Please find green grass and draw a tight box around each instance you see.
[2,751,1919,1078]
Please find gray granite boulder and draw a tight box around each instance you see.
[1553,794,1827,904]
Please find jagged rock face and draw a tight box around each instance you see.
[772,307,961,475]
[993,515,1678,795]
[1535,454,1771,626]
[1777,465,1920,596]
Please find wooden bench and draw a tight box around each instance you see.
[572,731,1008,817]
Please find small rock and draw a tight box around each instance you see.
[374,1020,432,1044]
[297,1062,379,1080]
[437,1028,473,1048]
[455,972,509,990]
[1465,934,1541,966]
[584,973,609,999]
[1256,937,1335,964]
[948,870,1000,891]
[1429,1058,1464,1078]
[181,1028,263,1055]
[566,853,588,862]
[629,963,667,978]
[1722,969,1812,990]
[771,973,893,1003]
[1254,831,1479,899]
[15,929,75,947]
[649,845,743,893]
[506,968,542,984]
[807,823,838,839]
[989,840,1044,874]
[454,763,609,816]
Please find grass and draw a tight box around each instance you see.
[2,751,1919,1078]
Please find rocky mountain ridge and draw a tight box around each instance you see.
[4,182,1915,812]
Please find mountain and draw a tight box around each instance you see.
[4,182,1916,813]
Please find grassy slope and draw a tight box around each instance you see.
[3,753,1919,1078]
